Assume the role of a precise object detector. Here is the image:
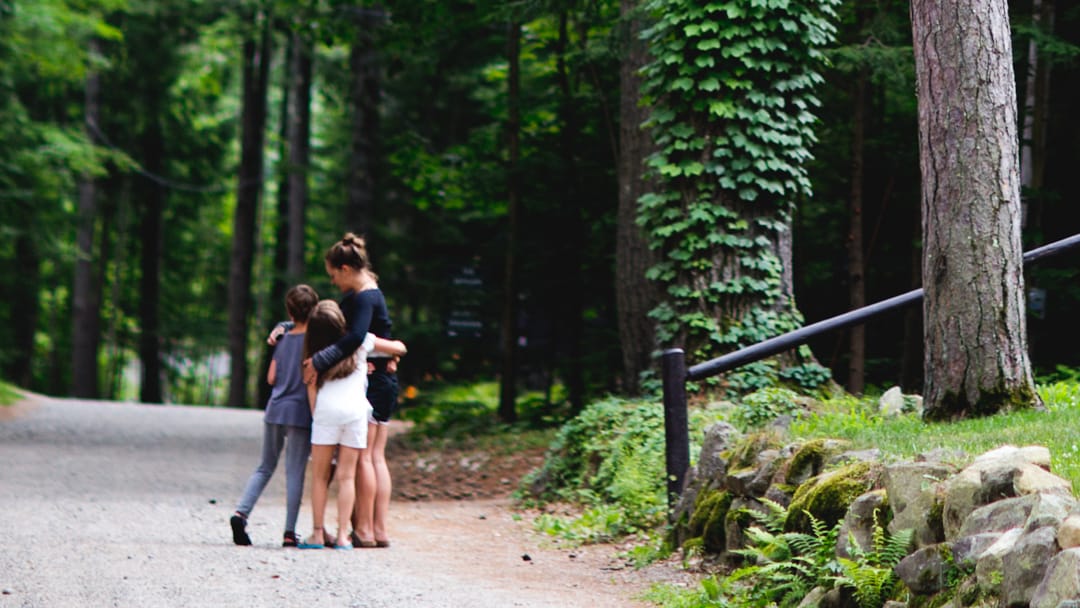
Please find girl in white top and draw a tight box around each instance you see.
[298,300,406,550]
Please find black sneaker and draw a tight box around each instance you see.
[230,514,252,546]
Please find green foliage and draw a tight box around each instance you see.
[398,381,557,451]
[0,380,20,406]
[834,511,913,608]
[726,499,841,608]
[636,0,840,392]
[789,381,1080,494]
[523,394,733,544]
[732,386,807,429]
[654,499,913,608]
[522,397,669,538]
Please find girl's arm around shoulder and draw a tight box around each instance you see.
[370,334,407,357]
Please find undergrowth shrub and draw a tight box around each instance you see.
[522,397,669,537]
[733,387,808,430]
[648,498,911,608]
[523,395,730,544]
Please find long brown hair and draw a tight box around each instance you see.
[303,300,358,388]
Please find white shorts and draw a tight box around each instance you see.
[311,419,368,449]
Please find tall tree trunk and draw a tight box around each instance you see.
[555,11,585,413]
[258,33,295,410]
[138,111,165,404]
[911,0,1040,420]
[498,21,521,424]
[286,31,312,282]
[9,228,39,387]
[227,12,271,408]
[846,65,868,395]
[1020,0,1054,234]
[72,38,103,399]
[615,0,658,395]
[345,9,380,236]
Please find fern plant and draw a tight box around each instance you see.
[834,510,913,608]
[727,498,842,608]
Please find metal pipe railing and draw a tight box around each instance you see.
[661,232,1080,514]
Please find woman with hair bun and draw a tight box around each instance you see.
[304,233,401,548]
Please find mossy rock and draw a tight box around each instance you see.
[686,488,732,553]
[724,428,786,471]
[784,438,851,486]
[785,461,882,533]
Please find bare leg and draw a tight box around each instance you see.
[370,423,392,544]
[351,441,377,543]
[306,444,335,545]
[333,446,360,547]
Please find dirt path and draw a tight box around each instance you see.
[0,395,691,607]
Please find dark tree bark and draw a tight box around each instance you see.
[911,0,1040,419]
[227,11,271,408]
[285,30,312,282]
[344,9,381,237]
[846,65,868,396]
[498,21,521,424]
[137,98,166,404]
[8,227,39,387]
[615,0,659,395]
[72,38,103,399]
[1019,0,1054,233]
[555,11,585,413]
[259,32,295,410]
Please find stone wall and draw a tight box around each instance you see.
[673,421,1080,607]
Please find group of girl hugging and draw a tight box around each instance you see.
[228,233,405,550]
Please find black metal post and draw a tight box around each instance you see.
[661,348,689,519]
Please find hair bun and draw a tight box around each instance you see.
[341,233,367,250]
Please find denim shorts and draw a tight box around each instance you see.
[367,370,399,423]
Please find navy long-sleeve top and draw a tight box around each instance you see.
[311,288,393,373]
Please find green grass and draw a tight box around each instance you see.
[789,381,1080,491]
[0,380,20,406]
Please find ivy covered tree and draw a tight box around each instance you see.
[638,0,839,393]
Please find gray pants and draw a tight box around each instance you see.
[235,423,311,533]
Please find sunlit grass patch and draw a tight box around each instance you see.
[789,381,1080,490]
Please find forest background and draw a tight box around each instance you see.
[3,0,1080,416]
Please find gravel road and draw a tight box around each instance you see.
[0,395,679,608]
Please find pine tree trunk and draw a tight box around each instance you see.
[286,31,311,282]
[555,12,585,412]
[498,21,521,424]
[258,33,295,410]
[846,66,867,396]
[138,100,165,404]
[8,230,38,387]
[345,10,380,236]
[911,0,1040,419]
[227,12,271,408]
[615,0,658,395]
[72,38,102,399]
[1020,0,1054,234]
